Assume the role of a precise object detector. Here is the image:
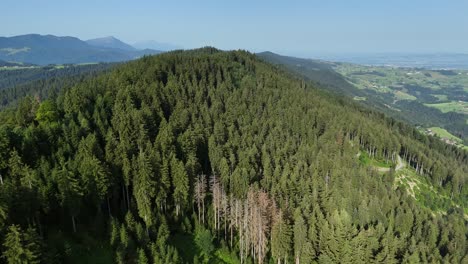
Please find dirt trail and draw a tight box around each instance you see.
[396,155,404,171]
[375,155,403,172]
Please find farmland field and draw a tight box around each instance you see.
[332,63,468,145]
[424,101,468,114]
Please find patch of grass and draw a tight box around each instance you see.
[0,66,37,71]
[433,94,448,101]
[0,47,31,55]
[394,90,417,101]
[353,96,367,101]
[77,62,99,66]
[359,151,392,168]
[424,101,468,115]
[395,166,464,213]
[428,127,463,143]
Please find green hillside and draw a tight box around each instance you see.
[0,48,467,263]
[0,63,116,110]
[259,52,468,147]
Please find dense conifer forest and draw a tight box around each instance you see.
[0,48,467,263]
[0,63,115,110]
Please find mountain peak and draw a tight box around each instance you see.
[86,36,135,51]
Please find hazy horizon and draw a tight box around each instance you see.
[2,0,468,57]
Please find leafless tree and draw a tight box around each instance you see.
[194,174,207,223]
[210,174,222,231]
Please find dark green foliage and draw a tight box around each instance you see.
[0,48,466,263]
[0,63,115,110]
[194,227,214,260]
[2,225,41,264]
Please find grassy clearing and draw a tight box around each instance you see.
[394,165,465,213]
[0,66,37,71]
[359,151,392,168]
[353,96,367,101]
[0,47,31,55]
[428,127,463,143]
[394,90,417,100]
[77,62,99,66]
[433,94,448,101]
[424,101,468,114]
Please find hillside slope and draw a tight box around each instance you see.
[0,63,116,109]
[0,48,467,263]
[257,51,361,97]
[259,52,468,145]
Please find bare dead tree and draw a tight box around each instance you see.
[222,188,229,240]
[229,194,238,248]
[255,190,271,264]
[194,174,207,223]
[200,174,207,224]
[210,174,222,231]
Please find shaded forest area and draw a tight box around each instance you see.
[0,63,116,109]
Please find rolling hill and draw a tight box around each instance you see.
[0,34,161,65]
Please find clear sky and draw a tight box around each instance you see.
[2,0,468,56]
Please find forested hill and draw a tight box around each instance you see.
[0,63,116,110]
[257,51,363,97]
[0,48,467,263]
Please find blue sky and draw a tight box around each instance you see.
[2,0,468,56]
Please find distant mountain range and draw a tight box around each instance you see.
[86,36,136,51]
[132,40,182,51]
[0,34,162,65]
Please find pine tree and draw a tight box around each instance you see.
[171,157,189,216]
[137,248,149,264]
[2,225,41,264]
[133,150,156,229]
[293,211,309,264]
[271,209,292,264]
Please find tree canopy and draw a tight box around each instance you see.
[0,48,466,263]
